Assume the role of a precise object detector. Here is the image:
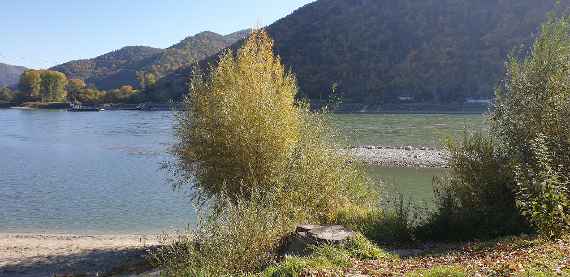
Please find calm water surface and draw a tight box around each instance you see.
[0,109,194,234]
[0,109,483,234]
[330,113,486,147]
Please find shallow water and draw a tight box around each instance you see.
[0,109,482,233]
[367,166,447,206]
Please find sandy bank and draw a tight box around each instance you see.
[0,233,160,277]
[346,146,449,168]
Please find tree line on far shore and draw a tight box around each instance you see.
[0,69,159,105]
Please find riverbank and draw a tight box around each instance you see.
[346,146,449,168]
[0,233,159,277]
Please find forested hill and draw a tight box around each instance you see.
[51,30,249,90]
[51,46,163,90]
[267,0,569,103]
[0,63,27,87]
[156,0,569,104]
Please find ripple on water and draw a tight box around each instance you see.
[0,109,194,234]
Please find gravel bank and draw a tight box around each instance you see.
[346,145,449,168]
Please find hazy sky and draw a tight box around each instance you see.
[0,0,314,69]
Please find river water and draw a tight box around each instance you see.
[0,109,484,234]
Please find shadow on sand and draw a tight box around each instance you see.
[0,247,159,277]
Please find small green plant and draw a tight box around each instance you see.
[344,233,390,260]
[263,234,390,277]
[406,266,467,277]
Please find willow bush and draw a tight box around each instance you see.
[172,30,302,204]
[159,30,377,275]
[491,16,570,238]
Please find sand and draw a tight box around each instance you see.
[0,233,160,277]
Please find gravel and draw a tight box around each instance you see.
[344,145,449,168]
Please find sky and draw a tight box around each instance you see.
[0,0,314,69]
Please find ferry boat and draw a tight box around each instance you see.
[68,103,104,112]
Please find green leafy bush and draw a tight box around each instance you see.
[421,16,570,241]
[514,134,570,238]
[418,132,529,241]
[490,16,570,238]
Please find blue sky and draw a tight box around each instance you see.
[0,0,314,69]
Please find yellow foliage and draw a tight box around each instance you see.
[164,29,378,276]
[176,30,303,200]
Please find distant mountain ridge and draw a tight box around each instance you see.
[155,0,570,104]
[51,30,250,90]
[0,63,27,88]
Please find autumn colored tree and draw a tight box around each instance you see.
[39,71,68,102]
[18,70,41,100]
[66,79,87,101]
[136,71,157,90]
[163,30,375,275]
[18,70,68,102]
[119,85,135,94]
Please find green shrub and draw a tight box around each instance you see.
[152,189,296,276]
[418,132,529,241]
[159,30,378,275]
[490,16,570,238]
[514,134,570,239]
[423,16,570,241]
